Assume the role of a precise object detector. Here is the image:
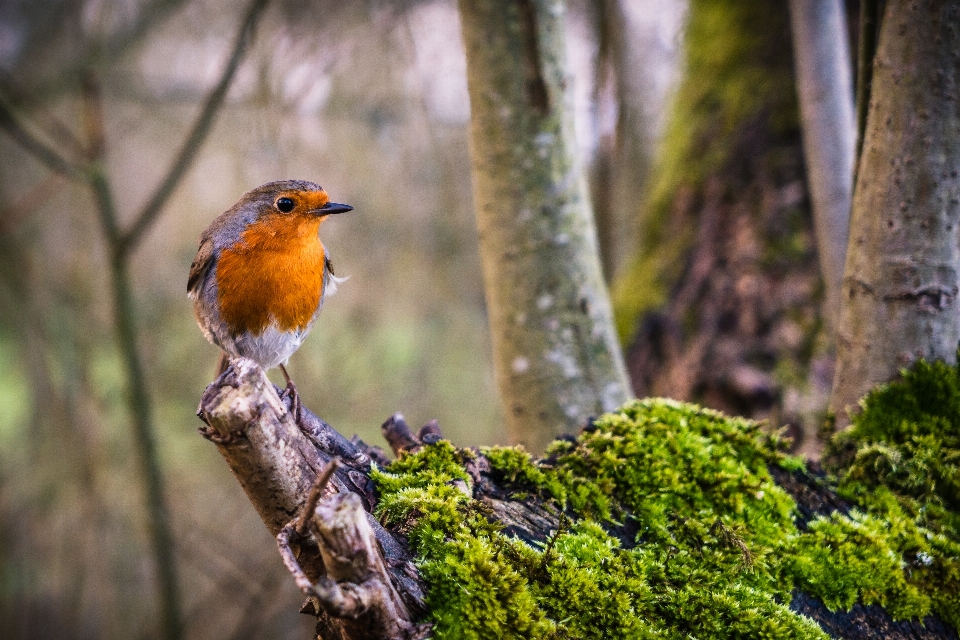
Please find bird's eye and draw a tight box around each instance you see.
[276,197,295,213]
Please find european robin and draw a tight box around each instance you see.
[188,180,352,416]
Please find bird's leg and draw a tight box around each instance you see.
[215,352,231,377]
[279,363,301,423]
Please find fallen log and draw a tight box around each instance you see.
[197,358,959,640]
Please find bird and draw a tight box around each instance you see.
[188,180,352,419]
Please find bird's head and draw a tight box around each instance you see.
[241,180,353,223]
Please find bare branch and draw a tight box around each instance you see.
[381,413,422,457]
[120,0,271,253]
[0,100,84,178]
[80,75,123,245]
[198,359,430,635]
[297,458,340,536]
[0,71,88,159]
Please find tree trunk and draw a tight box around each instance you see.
[612,0,830,455]
[830,0,960,427]
[788,0,856,328]
[586,0,661,283]
[457,0,631,454]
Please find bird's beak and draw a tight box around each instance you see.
[316,202,353,215]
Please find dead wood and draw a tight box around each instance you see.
[196,358,426,639]
[196,358,957,640]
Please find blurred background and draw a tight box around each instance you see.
[0,0,684,637]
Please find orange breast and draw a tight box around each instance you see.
[216,214,326,336]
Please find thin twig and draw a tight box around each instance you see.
[81,76,123,246]
[0,71,88,159]
[120,0,271,253]
[0,100,85,178]
[297,458,341,536]
[277,524,318,596]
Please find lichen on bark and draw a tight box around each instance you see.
[458,0,630,453]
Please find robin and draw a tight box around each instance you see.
[188,180,352,418]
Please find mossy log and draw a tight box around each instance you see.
[197,358,959,639]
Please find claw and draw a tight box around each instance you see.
[279,364,302,423]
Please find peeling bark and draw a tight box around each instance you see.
[830,0,960,427]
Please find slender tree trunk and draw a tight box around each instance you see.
[458,0,631,453]
[587,0,656,283]
[788,0,855,327]
[830,0,960,427]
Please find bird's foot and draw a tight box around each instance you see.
[279,364,302,424]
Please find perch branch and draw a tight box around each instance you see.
[278,491,427,640]
[198,359,428,638]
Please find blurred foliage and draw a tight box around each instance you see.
[0,0,686,636]
[0,0,501,637]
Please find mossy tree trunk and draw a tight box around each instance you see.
[830,0,960,427]
[457,0,631,453]
[612,0,828,453]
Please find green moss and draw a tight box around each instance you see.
[823,357,960,628]
[790,510,930,617]
[372,390,960,637]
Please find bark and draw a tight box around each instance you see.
[197,359,428,640]
[457,0,631,454]
[853,0,885,178]
[830,0,960,427]
[789,0,856,327]
[277,465,418,640]
[197,359,958,639]
[614,0,830,455]
[197,359,569,639]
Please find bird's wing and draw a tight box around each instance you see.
[322,254,347,297]
[187,237,215,297]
